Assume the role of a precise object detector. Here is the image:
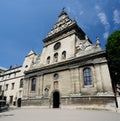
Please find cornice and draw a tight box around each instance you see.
[24,50,106,78]
[43,22,77,43]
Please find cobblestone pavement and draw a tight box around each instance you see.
[0,108,120,121]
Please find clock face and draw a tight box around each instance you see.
[54,42,61,50]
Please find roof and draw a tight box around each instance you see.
[43,10,77,42]
[26,50,36,57]
[58,9,68,17]
[0,66,7,70]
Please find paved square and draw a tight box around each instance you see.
[0,108,120,121]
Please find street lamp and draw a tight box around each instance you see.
[114,72,118,108]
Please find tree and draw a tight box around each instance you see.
[106,30,120,88]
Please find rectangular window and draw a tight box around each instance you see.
[6,84,9,91]
[14,73,16,77]
[9,96,13,104]
[8,74,11,78]
[11,83,15,90]
[0,85,2,93]
[83,68,92,86]
[31,78,36,91]
[2,76,4,80]
[20,79,23,88]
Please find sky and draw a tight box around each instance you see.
[0,0,120,69]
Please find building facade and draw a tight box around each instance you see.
[0,67,6,100]
[0,50,35,106]
[22,10,115,108]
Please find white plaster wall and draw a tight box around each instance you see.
[0,67,24,104]
[0,51,34,105]
[40,35,76,65]
[22,52,36,72]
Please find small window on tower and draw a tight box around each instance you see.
[53,53,58,62]
[47,56,50,64]
[61,51,66,60]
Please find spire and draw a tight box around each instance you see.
[58,7,67,17]
[26,50,36,57]
[96,37,101,47]
[57,8,69,22]
[45,9,76,39]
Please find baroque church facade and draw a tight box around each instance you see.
[21,10,115,108]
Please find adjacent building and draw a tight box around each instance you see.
[0,51,35,106]
[0,67,6,100]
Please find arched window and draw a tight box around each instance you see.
[83,68,92,86]
[20,79,23,88]
[61,51,66,60]
[44,88,49,97]
[31,78,36,91]
[54,53,58,62]
[47,56,50,64]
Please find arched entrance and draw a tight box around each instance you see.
[17,98,21,107]
[53,91,60,108]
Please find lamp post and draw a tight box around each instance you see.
[114,72,118,108]
[1,90,4,100]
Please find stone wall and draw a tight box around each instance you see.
[22,96,116,108]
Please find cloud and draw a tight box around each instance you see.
[97,12,110,39]
[66,6,71,13]
[79,11,84,15]
[98,12,110,30]
[95,5,101,11]
[103,32,109,39]
[66,6,77,18]
[113,9,120,24]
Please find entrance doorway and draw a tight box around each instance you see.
[17,98,21,107]
[53,91,60,108]
[9,96,13,105]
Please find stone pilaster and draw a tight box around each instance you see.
[70,67,80,94]
[94,64,103,92]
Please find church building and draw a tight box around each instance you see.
[22,10,115,108]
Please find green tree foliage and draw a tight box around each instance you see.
[106,30,120,87]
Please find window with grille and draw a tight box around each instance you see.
[83,68,92,86]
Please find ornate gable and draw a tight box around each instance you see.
[47,10,75,37]
[43,10,77,44]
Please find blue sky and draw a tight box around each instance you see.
[0,0,120,69]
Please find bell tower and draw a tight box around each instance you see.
[40,9,89,65]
